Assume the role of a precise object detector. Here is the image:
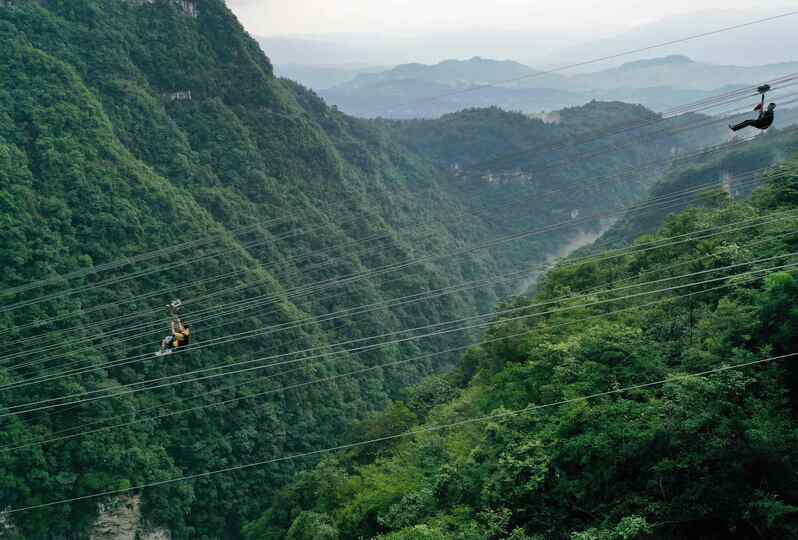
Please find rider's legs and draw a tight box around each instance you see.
[161,335,175,352]
[730,119,755,132]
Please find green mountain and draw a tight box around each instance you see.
[597,128,798,249]
[0,1,711,539]
[243,151,798,540]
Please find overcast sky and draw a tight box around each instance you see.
[226,0,782,37]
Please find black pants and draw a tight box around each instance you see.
[731,114,773,132]
[730,119,757,132]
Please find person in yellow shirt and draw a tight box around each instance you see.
[159,319,191,356]
[171,318,192,349]
[159,300,192,356]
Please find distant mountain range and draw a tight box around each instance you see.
[275,63,387,90]
[312,55,798,119]
[257,6,798,117]
[255,26,602,71]
[339,57,557,89]
[552,8,798,70]
[257,7,798,73]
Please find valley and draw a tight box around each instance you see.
[0,1,797,539]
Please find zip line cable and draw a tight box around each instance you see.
[30,171,781,363]
[5,348,795,515]
[3,163,792,400]
[3,173,780,380]
[59,121,798,337]
[6,259,796,421]
[4,255,796,418]
[1,56,792,410]
[2,23,795,332]
[2,76,790,322]
[385,89,798,241]
[463,75,798,173]
[0,213,378,316]
[0,229,399,345]
[12,192,792,402]
[0,214,298,299]
[0,276,762,453]
[2,171,791,384]
[472,92,798,221]
[2,8,798,516]
[424,100,798,245]
[0,83,788,358]
[10,198,796,434]
[0,229,403,358]
[8,251,790,408]
[537,125,798,202]
[5,238,795,455]
[504,90,798,194]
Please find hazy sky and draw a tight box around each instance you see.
[226,0,778,37]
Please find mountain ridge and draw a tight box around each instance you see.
[0,1,699,538]
[318,54,798,118]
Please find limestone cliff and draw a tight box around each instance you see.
[90,496,170,540]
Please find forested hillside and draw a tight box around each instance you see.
[598,127,798,249]
[384,104,726,235]
[0,1,707,538]
[245,159,798,540]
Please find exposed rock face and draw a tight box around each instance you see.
[173,0,198,17]
[128,0,198,17]
[141,529,172,540]
[90,496,171,540]
[168,90,193,101]
[0,511,20,538]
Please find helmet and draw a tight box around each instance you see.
[769,103,777,110]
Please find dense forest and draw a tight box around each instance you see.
[596,127,798,249]
[244,156,798,540]
[0,1,795,539]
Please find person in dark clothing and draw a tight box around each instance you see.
[730,102,776,132]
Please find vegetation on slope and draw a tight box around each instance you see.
[0,1,700,538]
[598,127,798,249]
[245,161,798,540]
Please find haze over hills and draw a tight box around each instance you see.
[337,57,564,90]
[317,55,798,119]
[567,55,798,91]
[258,6,798,79]
[256,26,607,71]
[275,63,387,91]
[552,7,798,70]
